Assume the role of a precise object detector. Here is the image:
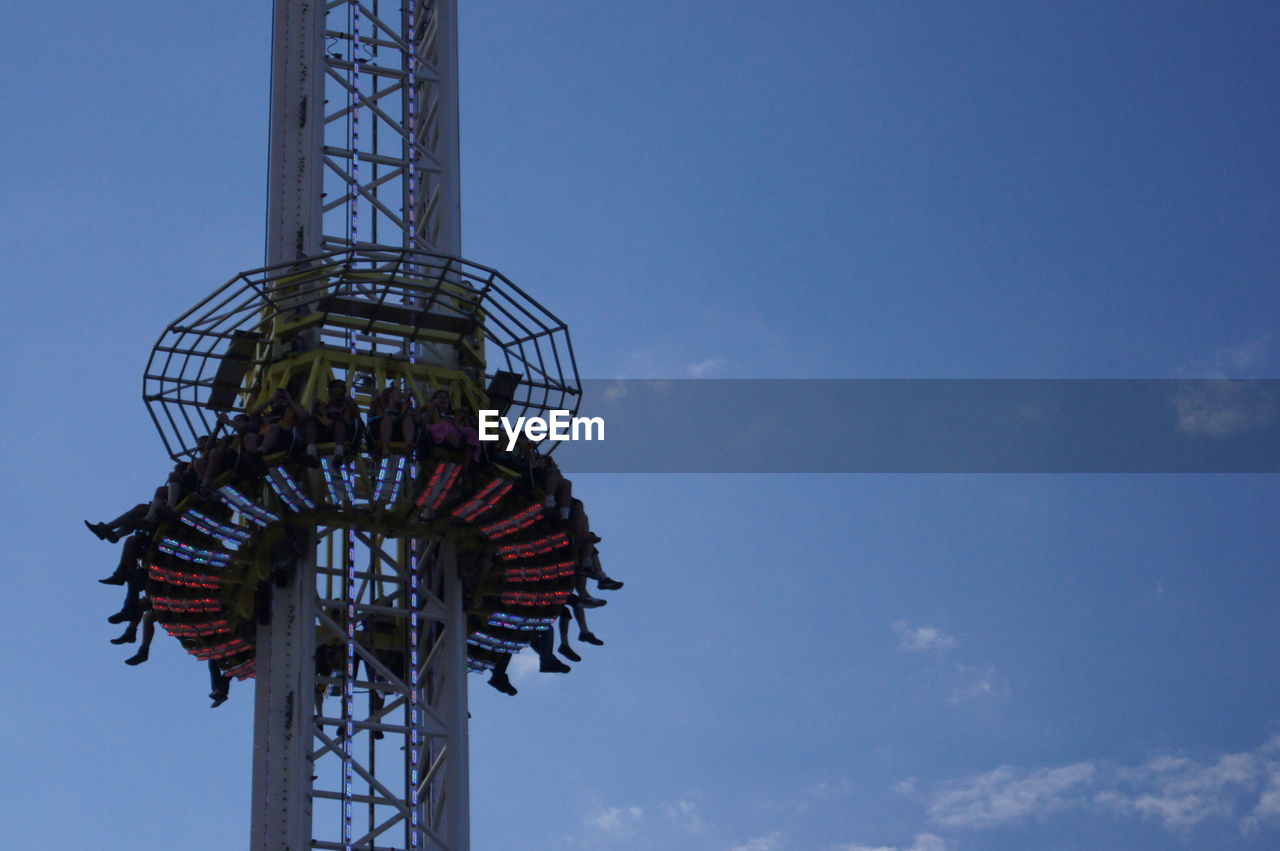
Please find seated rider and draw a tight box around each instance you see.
[368,385,414,455]
[249,388,309,460]
[307,378,360,460]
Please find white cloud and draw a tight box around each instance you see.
[585,805,643,834]
[1183,334,1272,378]
[687,356,726,378]
[1172,379,1277,437]
[662,798,708,834]
[730,831,786,851]
[833,834,951,851]
[919,733,1280,836]
[929,763,1096,828]
[894,622,957,653]
[508,650,539,680]
[805,779,856,800]
[947,665,1009,704]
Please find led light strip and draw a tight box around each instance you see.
[498,532,570,560]
[504,560,577,583]
[267,467,316,512]
[157,537,231,567]
[408,537,421,846]
[451,478,513,523]
[466,631,524,653]
[179,509,249,548]
[414,460,461,510]
[342,524,356,850]
[322,456,353,505]
[480,503,543,540]
[148,564,220,590]
[217,485,280,525]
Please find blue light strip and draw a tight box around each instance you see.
[383,455,407,507]
[266,468,316,513]
[179,509,249,549]
[343,523,356,849]
[156,537,231,567]
[371,455,391,505]
[486,613,557,632]
[408,537,421,846]
[217,485,281,525]
[321,456,353,505]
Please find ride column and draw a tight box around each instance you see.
[250,1,326,849]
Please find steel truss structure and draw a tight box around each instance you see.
[140,2,577,848]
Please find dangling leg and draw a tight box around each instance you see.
[557,606,581,662]
[487,652,517,696]
[531,627,570,673]
[125,606,156,665]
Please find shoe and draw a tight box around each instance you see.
[84,520,115,542]
[98,574,127,586]
[587,533,602,544]
[305,453,321,469]
[578,596,607,609]
[539,657,571,674]
[125,649,149,666]
[110,630,137,645]
[597,578,624,591]
[210,691,228,708]
[579,632,604,646]
[373,729,384,740]
[488,674,518,696]
[107,611,131,624]
[558,644,581,662]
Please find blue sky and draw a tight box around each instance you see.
[3,1,1279,848]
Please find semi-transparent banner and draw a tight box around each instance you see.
[533,380,1280,473]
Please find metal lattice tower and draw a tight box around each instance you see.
[138,2,582,849]
[257,3,465,848]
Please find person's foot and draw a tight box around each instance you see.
[125,649,149,666]
[587,532,602,544]
[98,573,127,586]
[210,691,228,708]
[539,657,571,673]
[597,578,624,591]
[373,729,385,740]
[578,595,607,609]
[579,632,604,646]
[107,611,131,624]
[558,643,581,662]
[488,674,518,696]
[84,520,118,543]
[110,629,137,645]
[304,453,321,469]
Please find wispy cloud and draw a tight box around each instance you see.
[916,734,1280,836]
[947,665,1009,704]
[662,798,708,834]
[730,831,786,851]
[687,356,726,378]
[509,650,539,680]
[1183,334,1272,378]
[1172,380,1277,437]
[929,763,1096,828]
[584,804,644,835]
[833,833,950,851]
[894,622,957,653]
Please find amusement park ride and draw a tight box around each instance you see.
[93,2,613,848]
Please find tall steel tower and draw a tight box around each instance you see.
[137,2,584,848]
